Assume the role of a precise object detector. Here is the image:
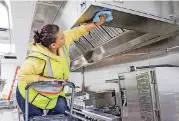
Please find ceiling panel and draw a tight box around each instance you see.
[10,1,36,64]
[10,1,35,20]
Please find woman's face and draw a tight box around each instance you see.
[50,29,65,49]
[56,29,65,47]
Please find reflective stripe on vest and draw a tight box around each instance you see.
[46,56,53,77]
[62,46,70,69]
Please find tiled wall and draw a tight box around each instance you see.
[83,52,179,92]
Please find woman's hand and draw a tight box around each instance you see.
[39,76,60,82]
[84,14,107,32]
[46,78,58,82]
[55,78,65,82]
[94,14,107,26]
[38,76,66,82]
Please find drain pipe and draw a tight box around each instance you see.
[81,67,86,92]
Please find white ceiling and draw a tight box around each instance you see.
[2,1,36,65]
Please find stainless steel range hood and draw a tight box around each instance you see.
[74,5,179,35]
[69,2,179,71]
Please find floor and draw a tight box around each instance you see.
[0,109,23,121]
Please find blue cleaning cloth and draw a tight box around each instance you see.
[93,8,113,22]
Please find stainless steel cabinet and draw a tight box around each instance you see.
[118,67,179,121]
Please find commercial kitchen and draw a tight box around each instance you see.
[0,0,179,121]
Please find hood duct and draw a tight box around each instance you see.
[69,3,179,71]
[29,0,64,43]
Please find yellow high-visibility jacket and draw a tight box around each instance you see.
[17,25,88,109]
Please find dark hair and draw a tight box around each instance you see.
[33,24,59,47]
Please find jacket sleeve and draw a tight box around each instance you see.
[17,57,45,83]
[64,25,89,46]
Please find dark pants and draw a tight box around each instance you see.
[16,88,68,120]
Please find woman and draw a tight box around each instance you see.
[16,15,107,119]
